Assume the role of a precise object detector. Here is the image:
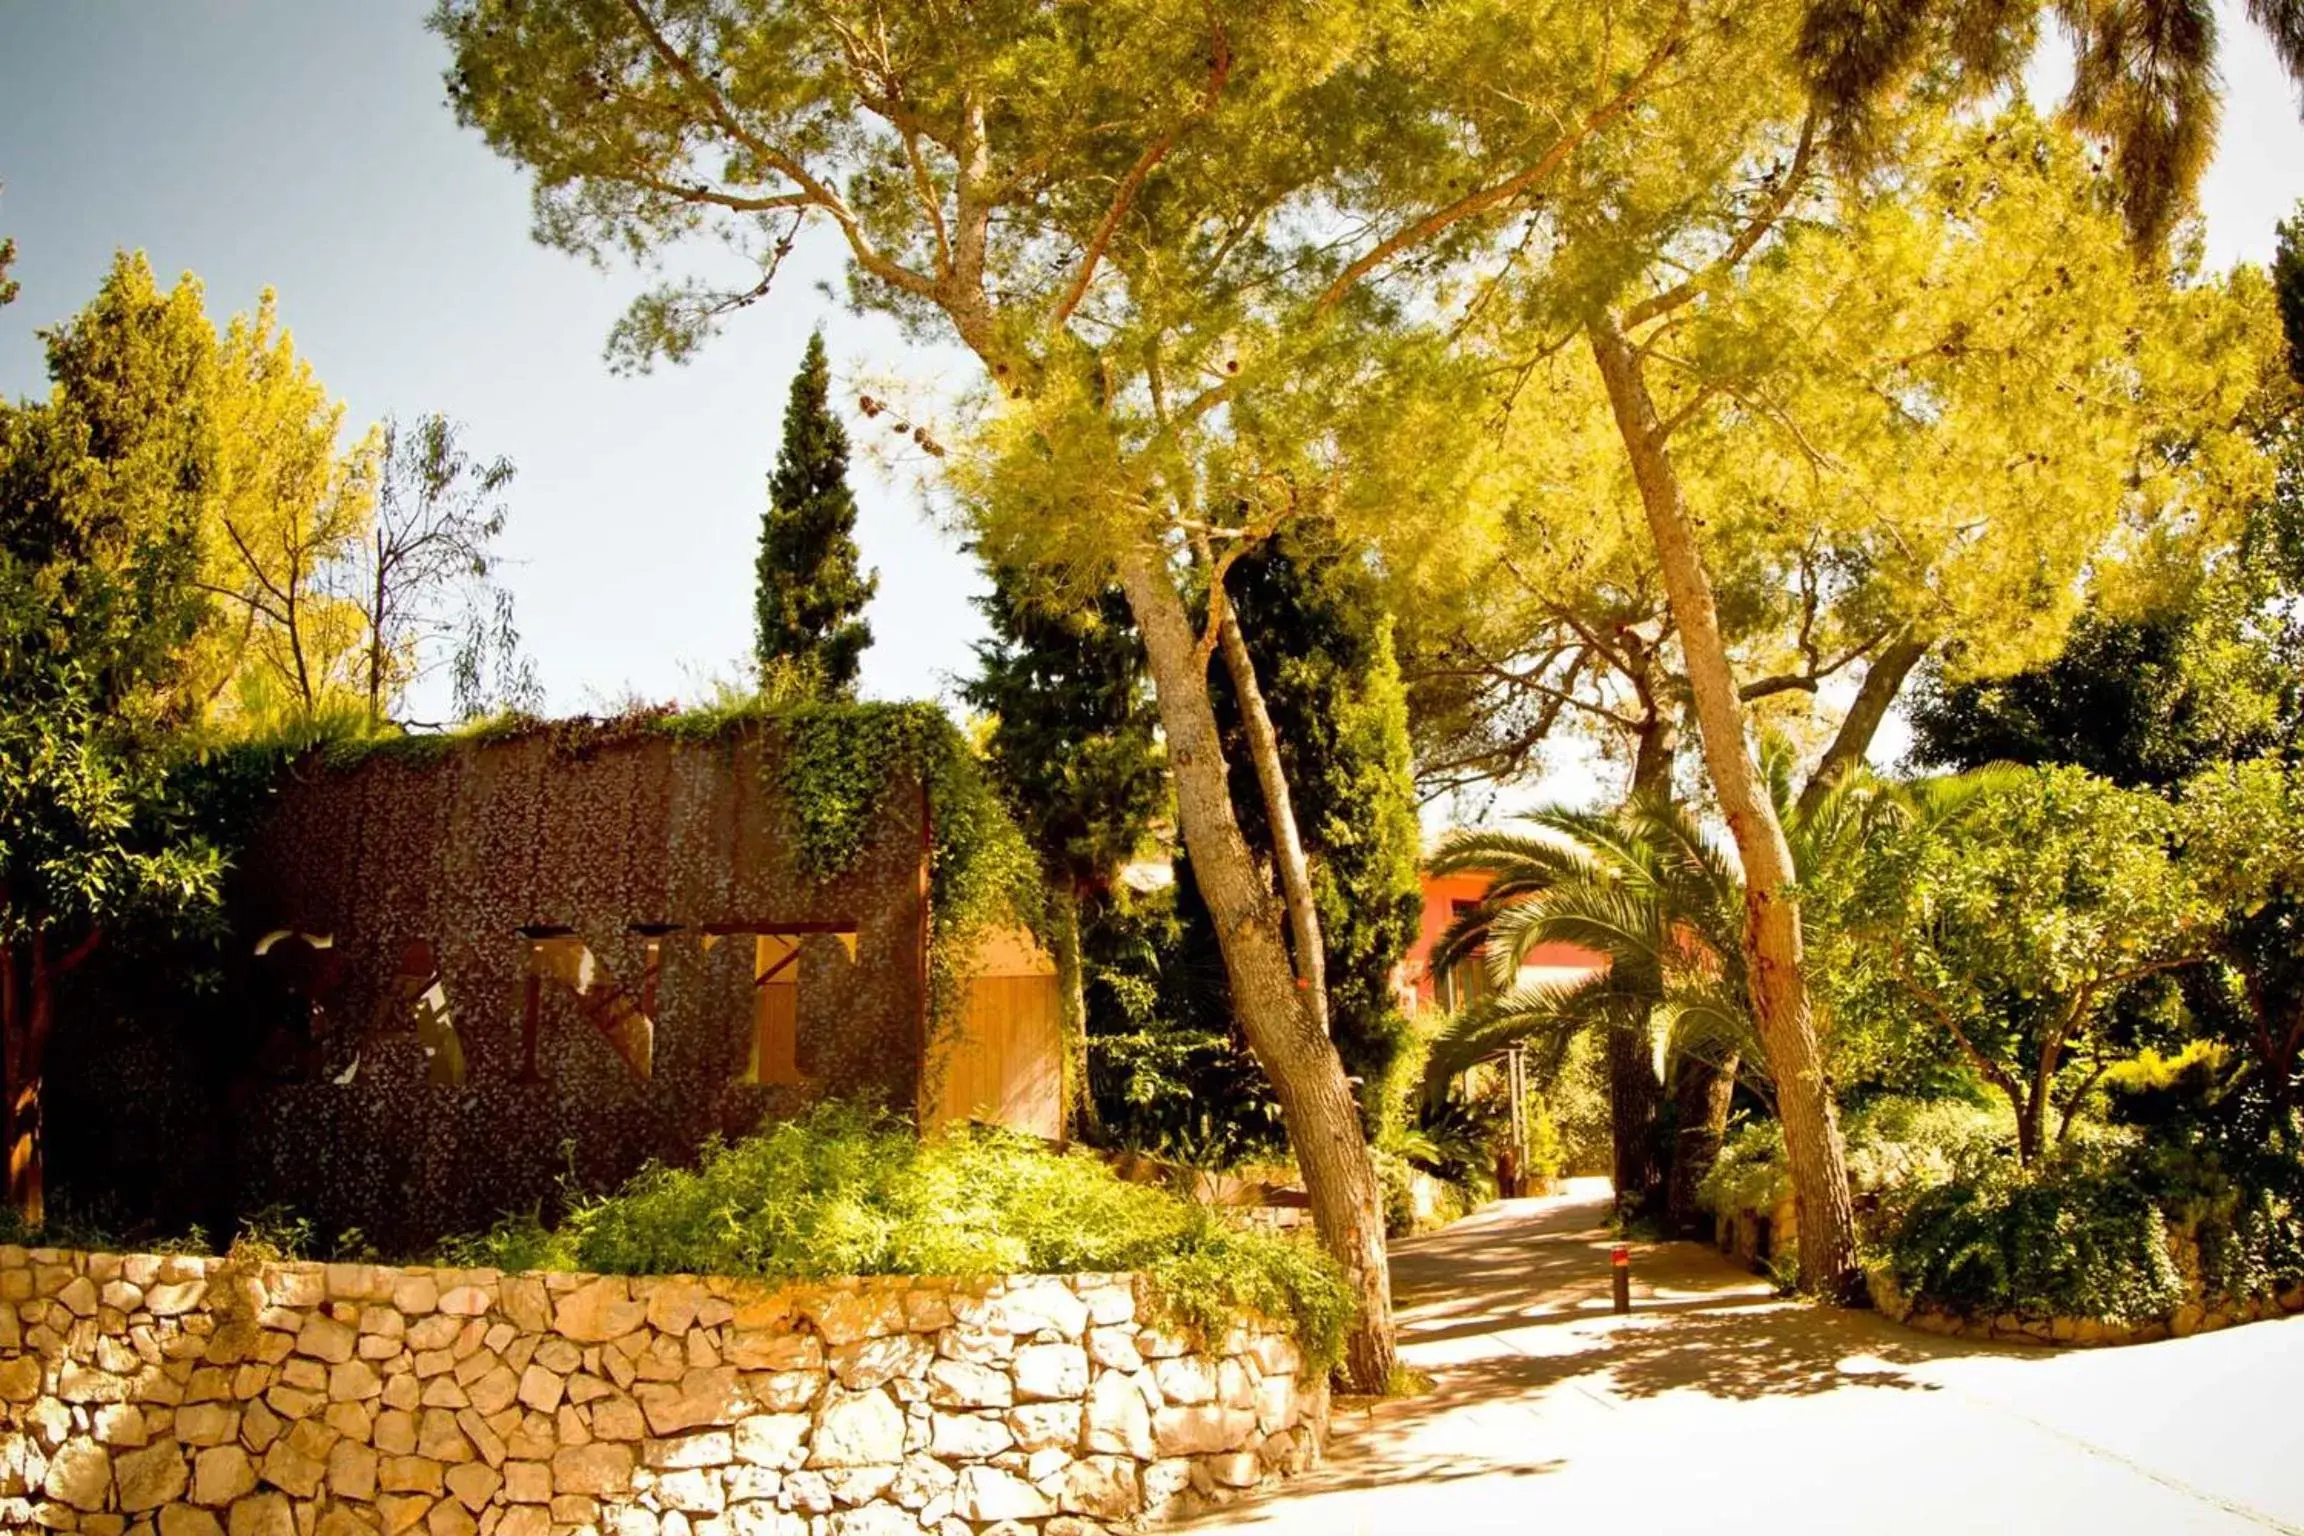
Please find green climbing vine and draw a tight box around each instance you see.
[773,700,1043,1035]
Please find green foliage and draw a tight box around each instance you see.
[0,261,239,1216]
[1428,795,1750,1117]
[1696,1121,1792,1220]
[1522,1097,1567,1185]
[2177,756,2304,1115]
[0,1202,208,1256]
[1544,1033,1614,1178]
[1702,1097,2011,1223]
[1211,532,1426,1114]
[2,253,220,729]
[1905,373,2303,792]
[2277,201,2304,388]
[1870,1076,2304,1322]
[1085,881,1289,1167]
[1840,1097,2011,1221]
[773,699,1041,1020]
[441,1103,1351,1368]
[756,332,875,696]
[2101,1041,2244,1132]
[1887,1152,2186,1323]
[1370,1146,1471,1239]
[963,567,1164,901]
[1907,600,2300,792]
[1831,765,2211,1154]
[1069,533,1423,1162]
[1793,0,2241,251]
[0,673,223,955]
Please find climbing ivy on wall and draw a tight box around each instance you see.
[772,699,1043,1031]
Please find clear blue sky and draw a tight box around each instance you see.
[0,0,985,719]
[3,1,2301,730]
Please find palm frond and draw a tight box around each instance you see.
[1486,885,1659,978]
[1419,982,1594,1101]
[2250,0,2304,81]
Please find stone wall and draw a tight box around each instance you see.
[0,1246,1325,1536]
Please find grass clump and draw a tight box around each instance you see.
[440,1103,1351,1370]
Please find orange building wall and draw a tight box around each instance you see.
[1395,869,1606,1013]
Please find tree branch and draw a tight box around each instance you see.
[1313,3,1691,315]
[614,0,938,303]
[1051,17,1233,332]
[56,928,104,977]
[1738,673,1821,702]
[1891,941,2025,1106]
[1623,111,1818,329]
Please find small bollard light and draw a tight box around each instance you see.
[1611,1243,1631,1315]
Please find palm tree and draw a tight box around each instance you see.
[1426,795,1753,1229]
[1796,0,2304,251]
[1425,754,2018,1232]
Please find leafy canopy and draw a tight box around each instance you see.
[962,566,1163,900]
[0,256,231,960]
[1830,766,2211,1149]
[1461,110,2283,726]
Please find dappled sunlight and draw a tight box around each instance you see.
[1179,1185,2062,1530]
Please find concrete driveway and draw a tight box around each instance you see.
[1181,1180,2304,1534]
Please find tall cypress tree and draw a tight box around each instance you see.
[755,331,876,694]
[965,564,1167,1141]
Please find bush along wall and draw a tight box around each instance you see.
[1868,1155,2304,1347]
[1869,1231,2304,1345]
[0,1247,1327,1536]
[1698,1105,2304,1342]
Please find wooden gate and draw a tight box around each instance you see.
[922,929,1063,1140]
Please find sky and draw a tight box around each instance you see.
[3,1,2303,752]
[0,1,984,721]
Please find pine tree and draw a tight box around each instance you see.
[1176,528,1426,1124]
[755,331,876,694]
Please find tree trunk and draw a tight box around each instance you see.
[2016,1050,2057,1166]
[2014,1084,2045,1166]
[1796,633,1927,819]
[1049,886,1105,1146]
[368,533,391,724]
[1606,1021,1662,1218]
[1666,1050,1739,1237]
[1211,567,1331,1038]
[1588,314,1861,1300]
[1117,545,1397,1390]
[1628,665,1678,803]
[3,936,49,1227]
[1612,678,1675,1218]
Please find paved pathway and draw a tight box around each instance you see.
[1182,1179,2304,1534]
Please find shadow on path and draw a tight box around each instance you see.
[1179,1182,2045,1524]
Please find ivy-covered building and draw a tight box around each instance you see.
[51,706,1058,1251]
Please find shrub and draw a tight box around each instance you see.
[1549,1033,1613,1176]
[1696,1120,1790,1219]
[1887,1150,2185,1323]
[1701,1098,2012,1226]
[1370,1146,1472,1238]
[1843,1096,2012,1228]
[1523,1099,1567,1185]
[438,1103,1351,1368]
